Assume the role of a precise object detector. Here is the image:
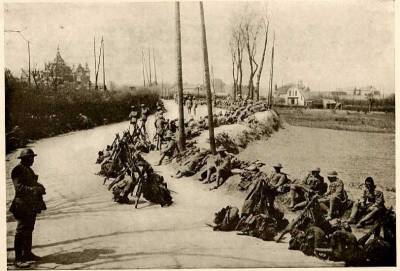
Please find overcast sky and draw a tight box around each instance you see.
[4,0,395,93]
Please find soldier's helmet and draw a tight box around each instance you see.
[311,167,321,172]
[18,148,37,159]
[273,163,283,169]
[364,176,376,188]
[327,170,338,178]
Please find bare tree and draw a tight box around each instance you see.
[31,68,41,90]
[200,1,216,154]
[229,20,245,100]
[255,20,269,101]
[241,11,262,100]
[175,1,185,151]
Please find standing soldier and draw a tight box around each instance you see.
[186,96,193,116]
[318,171,348,220]
[193,96,198,116]
[139,104,150,136]
[9,149,46,268]
[155,113,166,150]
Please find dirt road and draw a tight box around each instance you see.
[6,100,341,269]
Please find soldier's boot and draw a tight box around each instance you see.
[24,235,41,262]
[348,203,359,224]
[14,235,30,267]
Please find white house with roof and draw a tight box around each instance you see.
[275,83,313,106]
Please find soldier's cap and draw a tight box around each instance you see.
[364,176,376,188]
[141,104,145,107]
[273,163,283,169]
[311,167,321,172]
[18,148,37,159]
[131,105,135,108]
[216,146,226,153]
[327,170,338,177]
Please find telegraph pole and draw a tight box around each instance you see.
[175,1,186,151]
[102,37,107,90]
[28,41,31,87]
[200,1,216,154]
[148,48,152,85]
[153,48,158,85]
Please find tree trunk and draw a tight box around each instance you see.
[175,1,186,151]
[255,22,269,101]
[199,1,216,154]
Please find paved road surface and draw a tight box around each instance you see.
[6,100,341,269]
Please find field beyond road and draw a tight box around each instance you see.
[276,107,395,133]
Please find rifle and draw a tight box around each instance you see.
[275,195,320,242]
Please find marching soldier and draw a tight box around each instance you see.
[348,177,385,228]
[10,149,46,268]
[318,170,348,220]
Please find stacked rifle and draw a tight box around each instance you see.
[96,127,172,208]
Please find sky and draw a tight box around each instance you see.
[4,0,395,93]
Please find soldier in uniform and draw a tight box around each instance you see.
[348,177,385,228]
[205,146,232,190]
[193,96,198,116]
[318,171,348,220]
[10,149,46,268]
[154,113,166,150]
[139,104,150,135]
[289,167,326,210]
[157,131,178,165]
[268,163,289,191]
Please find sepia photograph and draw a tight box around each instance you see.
[3,0,396,269]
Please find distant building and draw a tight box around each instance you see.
[274,83,314,106]
[21,47,91,90]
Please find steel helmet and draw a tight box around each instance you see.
[18,148,37,159]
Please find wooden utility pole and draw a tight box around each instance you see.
[153,48,158,85]
[95,41,102,91]
[148,48,152,85]
[28,41,31,87]
[200,1,216,154]
[102,37,107,90]
[176,1,186,151]
[94,37,98,90]
[141,49,146,87]
[268,32,275,106]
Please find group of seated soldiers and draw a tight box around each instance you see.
[243,162,386,228]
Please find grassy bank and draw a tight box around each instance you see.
[275,107,395,133]
[5,71,159,152]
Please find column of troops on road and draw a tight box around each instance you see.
[9,96,395,268]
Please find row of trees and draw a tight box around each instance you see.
[229,7,274,102]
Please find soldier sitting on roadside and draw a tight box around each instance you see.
[205,146,232,190]
[348,177,385,228]
[318,171,348,220]
[289,167,327,210]
[268,163,290,192]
